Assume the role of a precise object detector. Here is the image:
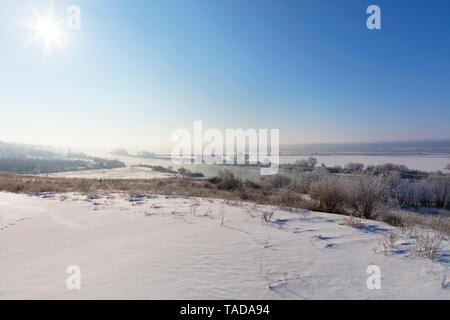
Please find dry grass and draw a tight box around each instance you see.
[1,172,449,235]
[261,211,274,223]
[379,230,401,253]
[376,227,446,261]
[411,231,445,261]
[341,216,363,228]
[376,209,450,236]
[0,172,230,198]
[189,199,201,216]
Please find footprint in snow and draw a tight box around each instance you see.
[1,218,29,231]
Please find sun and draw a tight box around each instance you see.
[19,3,68,54]
[37,19,61,42]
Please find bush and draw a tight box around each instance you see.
[217,170,242,191]
[291,168,328,193]
[344,163,364,173]
[379,230,401,253]
[295,157,317,168]
[345,175,386,219]
[370,163,410,175]
[272,190,303,207]
[412,231,445,261]
[207,176,222,185]
[342,216,363,228]
[280,157,318,172]
[376,212,405,228]
[393,177,450,210]
[308,174,346,213]
[177,167,204,178]
[260,174,292,189]
[244,179,261,189]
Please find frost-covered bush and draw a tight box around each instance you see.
[217,170,242,191]
[343,162,364,173]
[393,177,450,209]
[308,174,346,213]
[260,174,292,189]
[345,175,387,219]
[291,168,328,193]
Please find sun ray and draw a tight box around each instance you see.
[17,0,69,54]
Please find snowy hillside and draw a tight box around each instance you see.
[0,192,448,299]
[45,166,176,180]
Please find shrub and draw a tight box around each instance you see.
[291,168,327,193]
[272,190,302,207]
[370,163,410,175]
[379,230,401,253]
[342,216,363,228]
[260,174,292,189]
[281,157,318,172]
[308,174,346,213]
[393,177,450,209]
[217,170,242,191]
[412,231,445,261]
[261,211,274,222]
[295,157,317,168]
[177,167,204,178]
[244,179,261,189]
[344,163,364,173]
[345,175,386,219]
[376,212,405,227]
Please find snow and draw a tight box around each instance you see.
[45,166,176,180]
[0,191,448,300]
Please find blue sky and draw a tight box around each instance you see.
[0,0,449,151]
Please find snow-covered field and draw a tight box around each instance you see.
[46,166,176,180]
[0,191,448,300]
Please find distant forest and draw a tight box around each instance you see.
[0,141,58,158]
[0,141,124,174]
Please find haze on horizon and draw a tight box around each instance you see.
[1,0,449,153]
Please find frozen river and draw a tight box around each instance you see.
[88,151,450,181]
[280,155,450,173]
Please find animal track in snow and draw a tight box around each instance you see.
[0,218,28,231]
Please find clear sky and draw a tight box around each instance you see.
[0,0,449,152]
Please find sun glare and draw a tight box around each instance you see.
[20,3,68,54]
[37,20,60,41]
